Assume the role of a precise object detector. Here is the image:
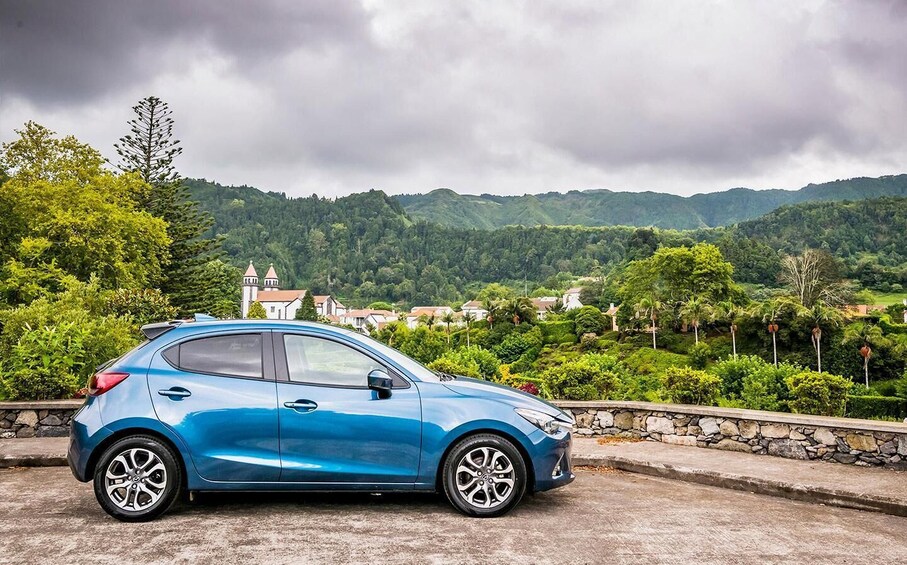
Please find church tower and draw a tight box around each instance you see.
[241,261,259,318]
[263,263,279,291]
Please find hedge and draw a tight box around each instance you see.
[538,321,577,345]
[846,395,907,420]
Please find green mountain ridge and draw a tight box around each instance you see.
[396,175,907,230]
[187,178,907,306]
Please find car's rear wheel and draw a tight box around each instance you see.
[442,434,527,517]
[93,435,182,522]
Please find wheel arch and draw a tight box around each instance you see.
[86,427,190,492]
[434,428,537,494]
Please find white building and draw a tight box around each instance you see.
[406,306,455,329]
[562,287,584,310]
[241,261,346,320]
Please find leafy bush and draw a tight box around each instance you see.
[106,288,178,328]
[428,346,500,380]
[786,371,853,417]
[574,306,607,336]
[427,355,481,379]
[621,347,689,377]
[518,382,540,396]
[538,321,577,344]
[712,355,769,397]
[541,354,622,400]
[688,342,713,369]
[399,326,447,364]
[0,282,139,400]
[662,367,721,405]
[493,332,534,363]
[740,362,799,412]
[846,395,907,420]
[246,301,267,319]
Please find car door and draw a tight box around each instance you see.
[275,332,422,485]
[148,331,281,482]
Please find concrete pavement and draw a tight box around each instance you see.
[2,466,907,564]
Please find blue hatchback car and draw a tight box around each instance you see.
[68,319,574,521]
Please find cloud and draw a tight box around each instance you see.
[1,0,905,197]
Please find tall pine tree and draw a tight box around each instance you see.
[115,97,220,315]
[295,292,319,321]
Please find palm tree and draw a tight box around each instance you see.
[755,297,797,367]
[680,296,712,344]
[843,322,886,389]
[714,301,743,359]
[804,300,843,373]
[441,311,455,345]
[634,296,662,350]
[483,299,501,329]
[505,297,536,325]
[462,311,475,347]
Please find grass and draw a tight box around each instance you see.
[874,292,907,307]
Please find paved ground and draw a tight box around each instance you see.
[2,466,906,564]
[574,438,907,515]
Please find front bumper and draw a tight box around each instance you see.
[530,431,574,492]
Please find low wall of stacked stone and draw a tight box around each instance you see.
[0,400,83,439]
[554,400,907,467]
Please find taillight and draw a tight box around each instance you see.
[87,372,129,396]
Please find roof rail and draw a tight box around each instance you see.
[140,320,184,340]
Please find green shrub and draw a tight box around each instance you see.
[614,372,666,403]
[621,347,689,377]
[786,371,853,417]
[574,306,607,336]
[0,282,139,400]
[538,321,577,344]
[399,326,447,364]
[428,346,501,380]
[106,288,178,328]
[541,354,622,400]
[712,355,769,397]
[493,332,534,363]
[846,395,907,420]
[740,362,799,412]
[688,342,713,369]
[427,356,481,379]
[662,366,721,405]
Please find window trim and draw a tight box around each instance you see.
[274,331,411,390]
[160,331,274,382]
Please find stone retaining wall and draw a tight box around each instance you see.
[0,401,83,439]
[554,400,907,467]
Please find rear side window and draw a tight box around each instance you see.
[164,334,263,379]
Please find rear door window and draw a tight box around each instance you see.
[165,334,263,379]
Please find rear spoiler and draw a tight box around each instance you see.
[141,321,183,340]
[140,314,218,340]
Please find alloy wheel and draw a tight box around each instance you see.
[104,448,168,511]
[455,446,516,509]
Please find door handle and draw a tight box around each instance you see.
[284,400,318,412]
[158,387,191,399]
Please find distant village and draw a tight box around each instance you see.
[240,261,622,333]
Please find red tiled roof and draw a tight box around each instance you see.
[257,290,303,302]
[243,262,258,277]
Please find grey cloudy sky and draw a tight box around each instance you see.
[2,0,906,197]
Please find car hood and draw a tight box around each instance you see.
[441,377,573,422]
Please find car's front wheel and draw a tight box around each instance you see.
[442,434,527,517]
[93,435,182,522]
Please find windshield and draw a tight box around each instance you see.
[339,329,442,382]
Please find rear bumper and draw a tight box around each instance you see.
[530,431,574,492]
[67,400,111,482]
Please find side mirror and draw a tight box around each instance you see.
[368,369,393,399]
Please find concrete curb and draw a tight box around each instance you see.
[573,453,907,518]
[0,454,67,468]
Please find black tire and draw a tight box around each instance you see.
[93,435,182,522]
[442,433,527,517]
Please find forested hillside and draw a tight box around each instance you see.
[396,175,907,230]
[189,178,907,306]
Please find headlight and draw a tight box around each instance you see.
[515,408,573,435]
